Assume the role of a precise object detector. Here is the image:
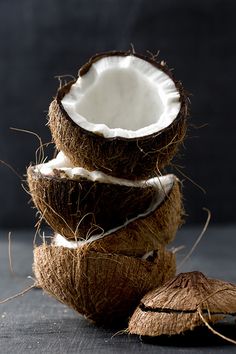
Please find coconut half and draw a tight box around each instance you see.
[49,51,189,179]
[27,152,182,245]
[33,243,176,323]
[53,172,183,256]
[129,272,236,337]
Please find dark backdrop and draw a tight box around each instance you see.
[0,0,236,229]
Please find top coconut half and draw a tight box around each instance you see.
[49,51,188,180]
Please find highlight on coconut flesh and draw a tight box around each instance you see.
[33,242,176,324]
[27,151,183,248]
[129,271,236,337]
[49,51,189,179]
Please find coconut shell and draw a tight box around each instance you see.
[28,168,183,250]
[33,243,176,324]
[27,166,158,240]
[129,271,236,337]
[56,178,183,256]
[48,51,189,180]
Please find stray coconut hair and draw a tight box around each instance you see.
[53,176,183,257]
[27,152,183,245]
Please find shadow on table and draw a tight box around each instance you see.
[4,314,236,352]
[141,322,236,347]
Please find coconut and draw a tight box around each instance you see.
[27,152,182,245]
[33,243,176,324]
[53,175,183,256]
[48,51,189,180]
[128,272,236,337]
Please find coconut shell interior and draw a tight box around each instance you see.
[48,51,189,180]
[27,166,159,240]
[129,271,236,336]
[33,243,176,324]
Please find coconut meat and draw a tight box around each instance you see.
[61,55,180,138]
[35,151,175,189]
[35,152,177,246]
[54,233,91,249]
[54,233,155,260]
[44,153,178,247]
[54,234,156,261]
[142,250,155,260]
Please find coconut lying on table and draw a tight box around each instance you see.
[27,152,183,248]
[49,51,189,180]
[33,242,176,324]
[129,271,236,337]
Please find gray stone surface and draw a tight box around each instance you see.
[0,227,236,353]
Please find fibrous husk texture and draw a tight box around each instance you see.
[27,166,158,240]
[48,51,189,180]
[33,243,176,324]
[28,50,188,327]
[129,271,236,336]
[84,180,183,256]
[27,167,183,247]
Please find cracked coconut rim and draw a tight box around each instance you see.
[61,55,181,139]
[33,152,177,240]
[35,151,175,190]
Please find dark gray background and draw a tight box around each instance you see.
[0,0,236,229]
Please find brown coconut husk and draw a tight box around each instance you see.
[27,167,183,246]
[128,271,236,337]
[48,51,189,180]
[80,178,183,256]
[27,165,158,240]
[33,243,176,324]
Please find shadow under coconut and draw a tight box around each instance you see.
[7,317,131,348]
[141,320,236,347]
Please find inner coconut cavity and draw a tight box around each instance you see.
[61,55,181,138]
[35,152,177,248]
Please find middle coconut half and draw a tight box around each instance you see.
[27,152,183,253]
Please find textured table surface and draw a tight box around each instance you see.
[0,226,236,354]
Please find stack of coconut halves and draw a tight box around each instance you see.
[27,51,189,324]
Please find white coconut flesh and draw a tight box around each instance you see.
[35,151,175,189]
[54,234,155,260]
[61,55,181,138]
[35,152,177,248]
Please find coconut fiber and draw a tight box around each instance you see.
[48,51,189,180]
[33,243,176,324]
[27,165,160,240]
[29,50,190,328]
[129,271,236,336]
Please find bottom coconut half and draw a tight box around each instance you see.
[33,243,176,324]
